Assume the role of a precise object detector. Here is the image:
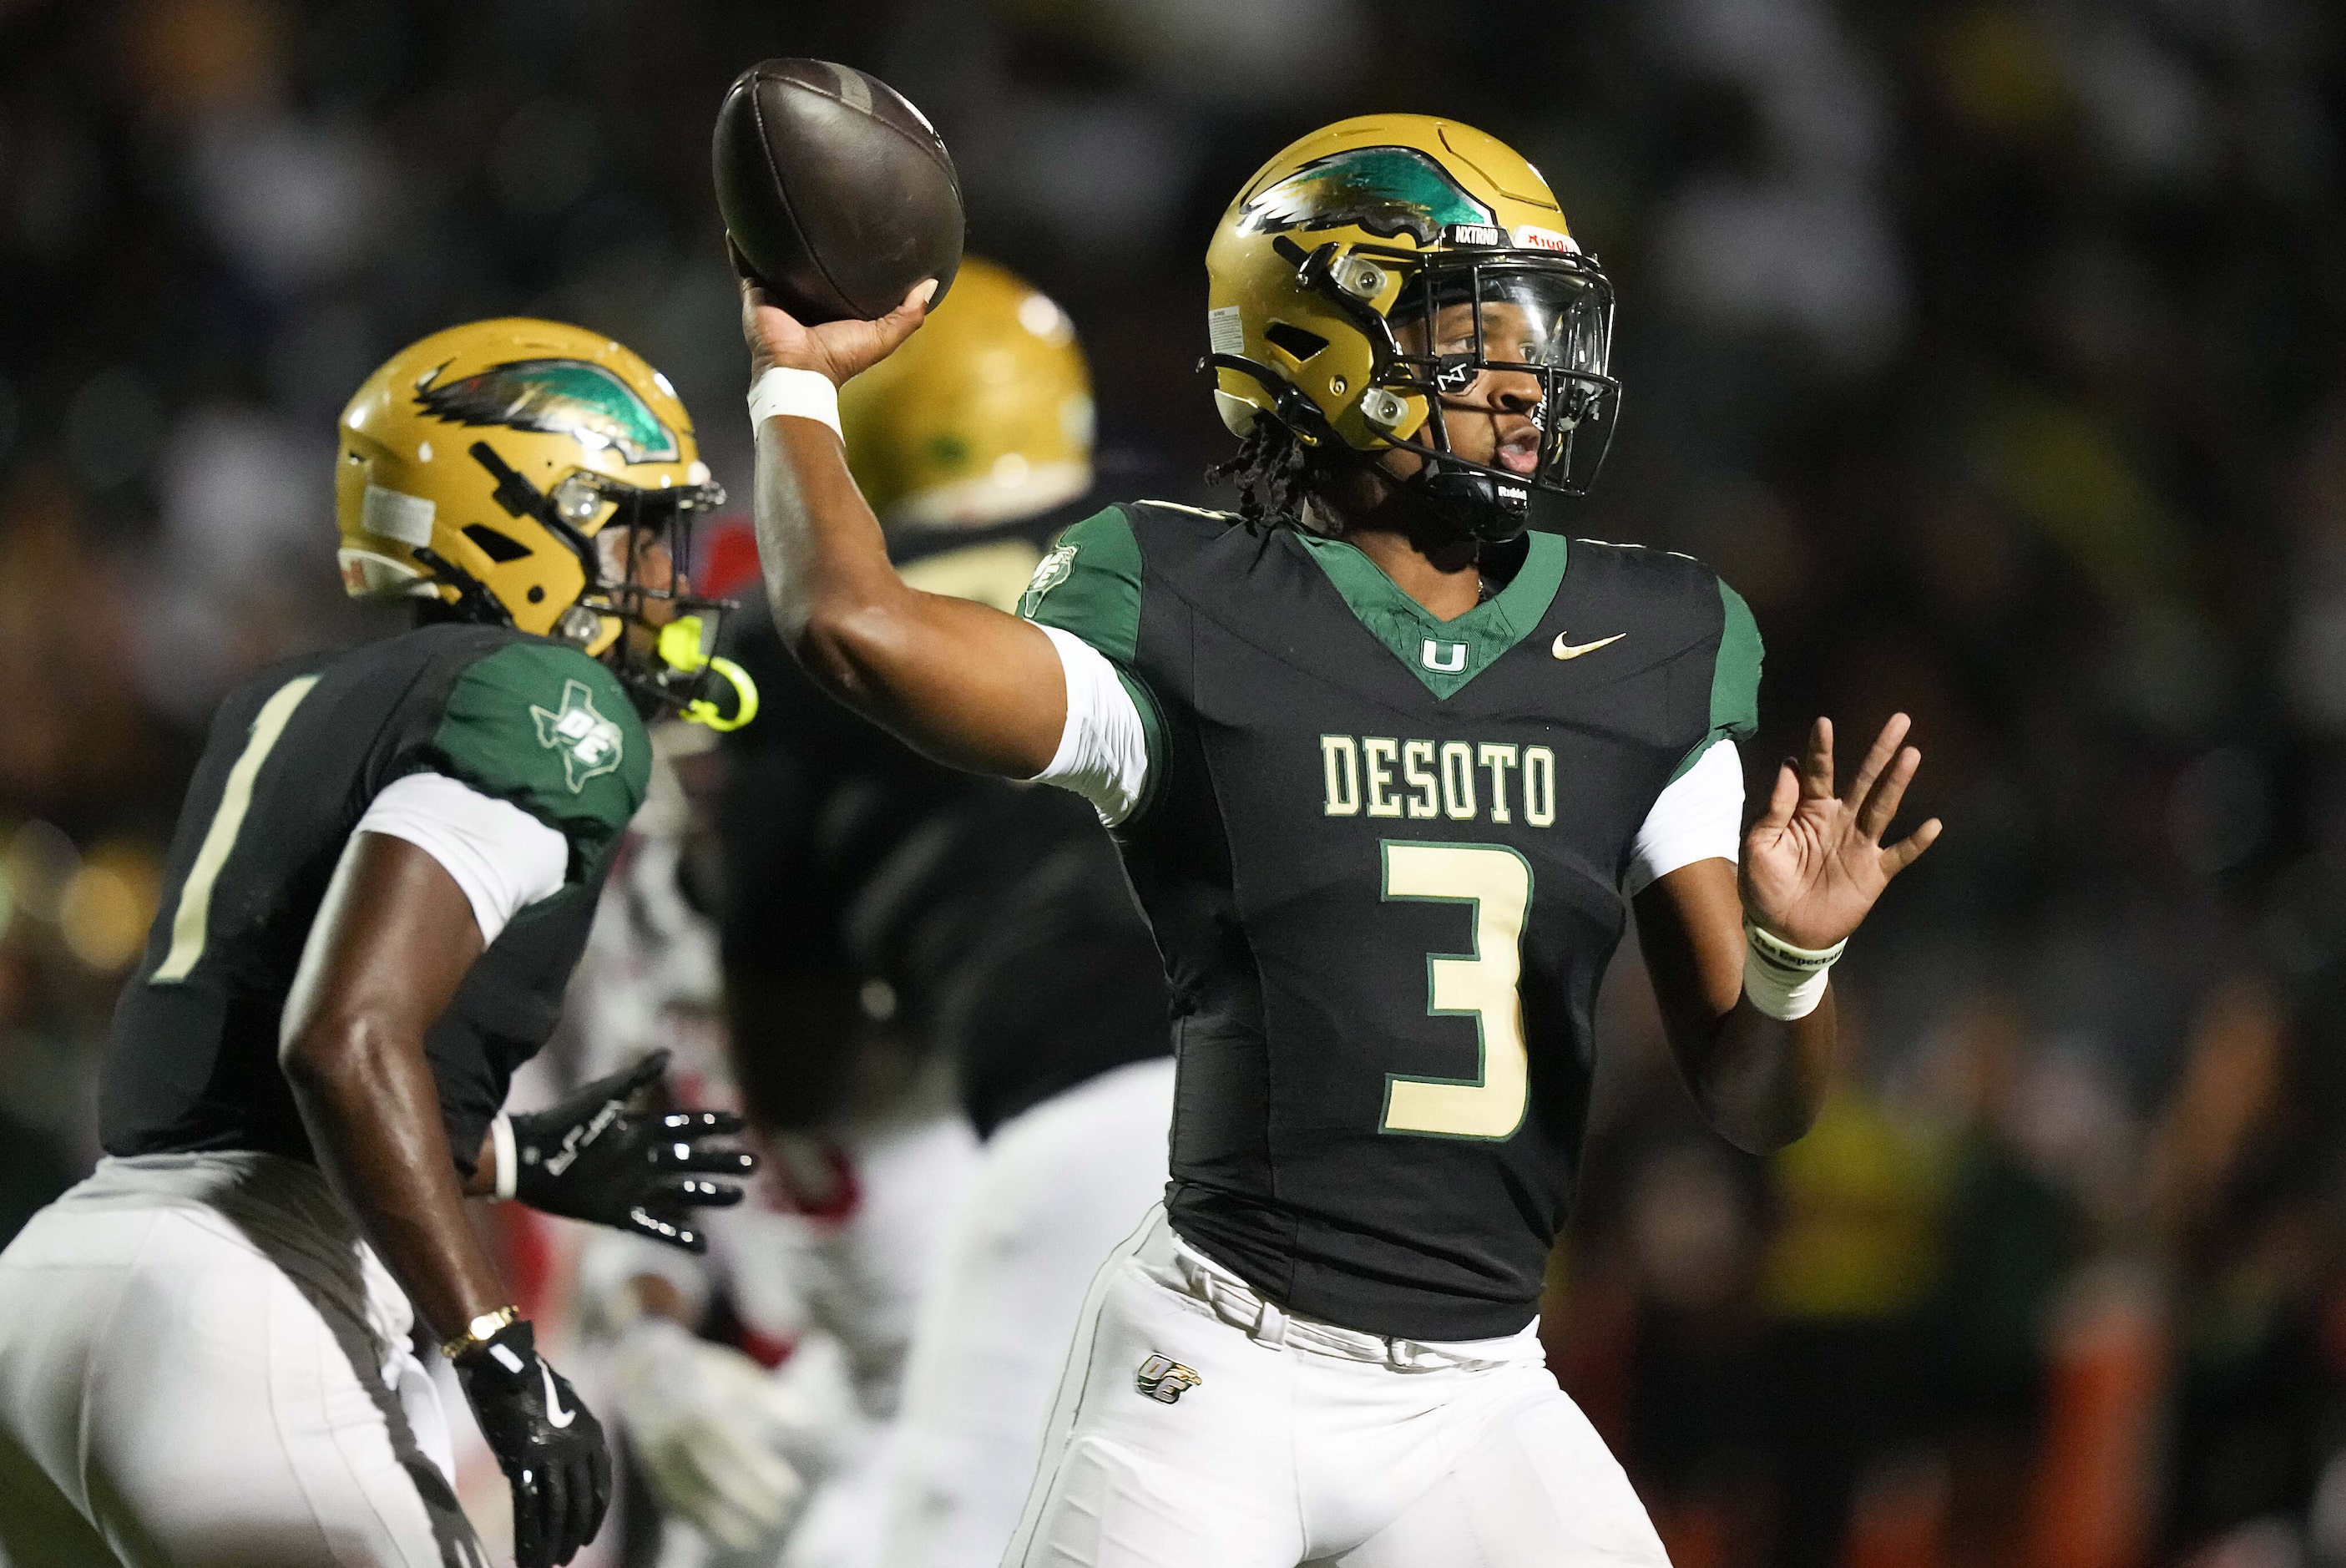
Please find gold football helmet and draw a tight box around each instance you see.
[337,318,755,727]
[837,256,1093,530]
[1205,115,1617,539]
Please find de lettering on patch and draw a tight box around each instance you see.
[530,679,625,792]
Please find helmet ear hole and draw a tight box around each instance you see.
[1264,322,1329,362]
[461,523,531,563]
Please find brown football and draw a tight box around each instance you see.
[712,58,963,325]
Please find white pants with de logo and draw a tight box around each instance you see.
[1003,1209,1669,1568]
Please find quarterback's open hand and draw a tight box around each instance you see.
[1741,714,1941,951]
[736,245,932,387]
[508,1050,754,1252]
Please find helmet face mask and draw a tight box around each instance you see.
[1351,247,1619,540]
[1205,117,1621,544]
[473,445,753,726]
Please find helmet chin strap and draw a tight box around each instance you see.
[1411,461,1530,544]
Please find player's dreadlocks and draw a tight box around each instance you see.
[1206,416,1317,529]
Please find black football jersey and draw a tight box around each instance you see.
[719,507,1170,1137]
[1024,502,1761,1340]
[101,623,650,1176]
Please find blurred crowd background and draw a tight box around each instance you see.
[0,0,2341,1564]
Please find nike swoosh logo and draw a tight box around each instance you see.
[1552,632,1626,660]
[540,1362,575,1429]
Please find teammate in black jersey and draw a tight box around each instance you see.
[589,260,1174,1566]
[721,258,1167,1143]
[735,115,1940,1567]
[0,320,757,1568]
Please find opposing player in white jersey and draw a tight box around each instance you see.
[0,321,756,1568]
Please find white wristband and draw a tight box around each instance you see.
[489,1112,518,1201]
[747,367,842,439]
[1742,919,1845,1022]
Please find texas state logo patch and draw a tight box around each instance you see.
[530,678,625,792]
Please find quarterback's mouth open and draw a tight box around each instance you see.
[1494,430,1541,475]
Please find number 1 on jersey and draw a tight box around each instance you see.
[153,674,321,983]
[1379,842,1532,1141]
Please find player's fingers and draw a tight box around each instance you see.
[584,1439,614,1551]
[614,1049,671,1099]
[1843,713,1911,821]
[542,1457,579,1567]
[659,1176,746,1208]
[869,280,935,347]
[569,1050,667,1114]
[1757,760,1799,832]
[1799,716,1835,800]
[538,1470,569,1565]
[653,1140,758,1176]
[659,1109,748,1137]
[565,1451,602,1565]
[1855,746,1921,842]
[628,1203,710,1252]
[1882,817,1944,877]
[511,1473,549,1568]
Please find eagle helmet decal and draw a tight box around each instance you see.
[413,358,680,465]
[1235,146,1495,246]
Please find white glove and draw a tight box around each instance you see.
[610,1318,807,1553]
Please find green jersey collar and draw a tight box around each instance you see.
[1293,530,1569,699]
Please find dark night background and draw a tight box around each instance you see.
[0,2,2342,1563]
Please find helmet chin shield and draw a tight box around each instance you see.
[1363,250,1619,542]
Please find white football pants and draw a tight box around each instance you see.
[877,1057,1176,1568]
[0,1153,480,1568]
[1003,1208,1670,1568]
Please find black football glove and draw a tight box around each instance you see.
[453,1320,611,1568]
[508,1050,754,1252]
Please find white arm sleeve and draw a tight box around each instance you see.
[1031,625,1151,827]
[355,771,570,946]
[1623,739,1745,896]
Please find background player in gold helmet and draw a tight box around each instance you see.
[0,319,754,1568]
[735,108,1942,1567]
[839,255,1096,540]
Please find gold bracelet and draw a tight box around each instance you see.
[440,1305,520,1361]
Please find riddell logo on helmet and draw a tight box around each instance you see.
[1509,225,1580,254]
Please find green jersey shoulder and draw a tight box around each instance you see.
[425,635,652,882]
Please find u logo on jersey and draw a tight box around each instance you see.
[1136,1353,1201,1404]
[1420,639,1466,673]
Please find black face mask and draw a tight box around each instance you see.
[1378,255,1620,543]
[462,444,758,729]
[575,485,761,731]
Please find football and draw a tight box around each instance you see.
[713,58,964,325]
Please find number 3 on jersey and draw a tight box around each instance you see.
[1379,842,1532,1141]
